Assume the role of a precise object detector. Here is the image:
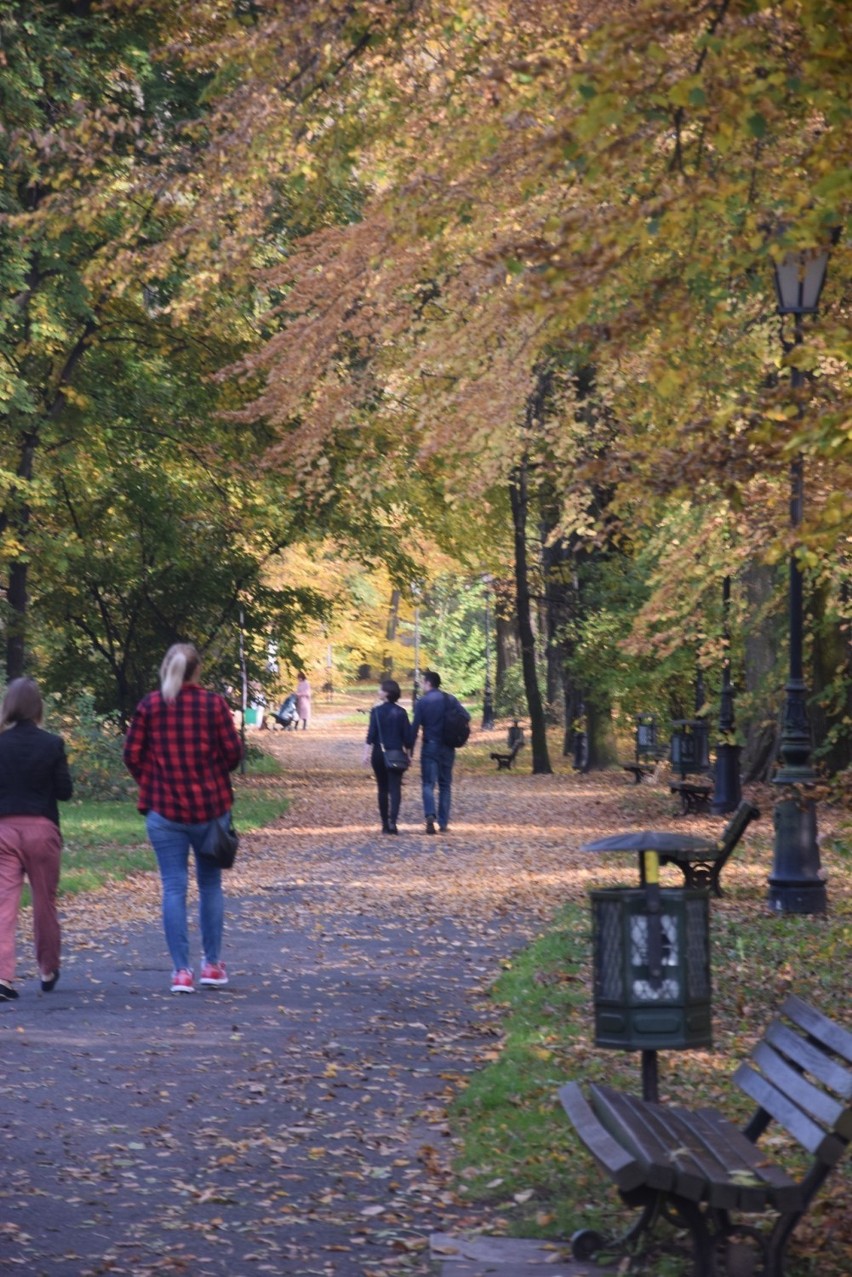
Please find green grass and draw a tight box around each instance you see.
[55,754,288,899]
[450,887,852,1275]
[450,903,614,1239]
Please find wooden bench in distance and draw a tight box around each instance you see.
[623,761,658,784]
[560,994,852,1277]
[489,740,524,771]
[670,779,713,815]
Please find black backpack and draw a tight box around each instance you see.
[441,693,471,748]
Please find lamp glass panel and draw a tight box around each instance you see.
[801,251,828,310]
[774,251,828,313]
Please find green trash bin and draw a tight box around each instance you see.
[590,886,711,1051]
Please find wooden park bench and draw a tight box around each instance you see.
[670,778,713,815]
[490,739,524,771]
[560,994,852,1276]
[658,799,759,898]
[668,717,714,814]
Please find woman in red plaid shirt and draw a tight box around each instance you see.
[124,644,243,993]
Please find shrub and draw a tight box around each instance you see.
[48,693,136,801]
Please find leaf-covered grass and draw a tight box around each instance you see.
[451,905,603,1237]
[450,838,852,1276]
[55,754,288,899]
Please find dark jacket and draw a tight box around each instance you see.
[411,688,449,749]
[367,701,412,758]
[0,721,74,827]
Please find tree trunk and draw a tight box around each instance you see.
[509,460,552,774]
[585,692,619,769]
[541,534,572,725]
[385,589,400,641]
[5,560,28,681]
[495,613,517,692]
[4,432,36,681]
[811,581,852,776]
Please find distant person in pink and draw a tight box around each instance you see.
[0,678,73,1001]
[295,673,312,730]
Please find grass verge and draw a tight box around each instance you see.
[450,860,852,1276]
[57,754,288,898]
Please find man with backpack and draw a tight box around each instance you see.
[410,670,470,835]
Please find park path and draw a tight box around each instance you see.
[0,704,739,1277]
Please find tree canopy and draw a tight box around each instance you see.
[1,1,849,770]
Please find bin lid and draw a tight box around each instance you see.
[580,830,717,855]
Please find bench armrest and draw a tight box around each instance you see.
[559,1082,645,1193]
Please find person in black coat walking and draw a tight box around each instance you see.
[0,678,73,1000]
[363,679,412,834]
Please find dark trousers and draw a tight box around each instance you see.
[372,759,403,828]
[420,742,454,829]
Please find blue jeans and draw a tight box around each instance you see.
[146,811,226,971]
[420,743,455,829]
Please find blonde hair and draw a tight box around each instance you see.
[159,644,201,702]
[1,677,44,729]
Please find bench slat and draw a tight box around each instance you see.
[694,1107,804,1213]
[558,1083,646,1193]
[733,1063,847,1165]
[782,994,852,1065]
[765,1021,852,1101]
[715,801,760,857]
[591,1086,802,1211]
[590,1087,709,1201]
[751,1040,852,1135]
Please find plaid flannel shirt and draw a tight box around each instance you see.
[123,684,243,823]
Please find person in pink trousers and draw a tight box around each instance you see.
[0,678,73,1001]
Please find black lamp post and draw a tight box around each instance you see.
[238,605,248,775]
[482,576,495,730]
[712,575,742,815]
[767,247,829,914]
[412,587,421,711]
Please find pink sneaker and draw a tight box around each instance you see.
[170,968,195,993]
[200,960,228,988]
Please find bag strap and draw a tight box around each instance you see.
[374,705,387,754]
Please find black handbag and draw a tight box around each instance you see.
[376,708,410,772]
[200,813,239,869]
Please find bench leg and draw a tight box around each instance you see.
[571,1194,660,1265]
[661,1197,716,1276]
[574,1190,731,1276]
[764,1206,807,1277]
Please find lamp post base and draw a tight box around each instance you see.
[711,743,741,816]
[767,792,827,915]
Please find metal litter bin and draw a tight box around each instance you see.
[591,886,711,1051]
[581,834,715,1099]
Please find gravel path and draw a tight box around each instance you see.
[0,709,624,1276]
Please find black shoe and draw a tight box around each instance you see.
[425,816,436,835]
[41,971,60,993]
[0,981,19,1001]
[388,822,399,835]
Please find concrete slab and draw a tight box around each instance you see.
[430,1233,617,1275]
